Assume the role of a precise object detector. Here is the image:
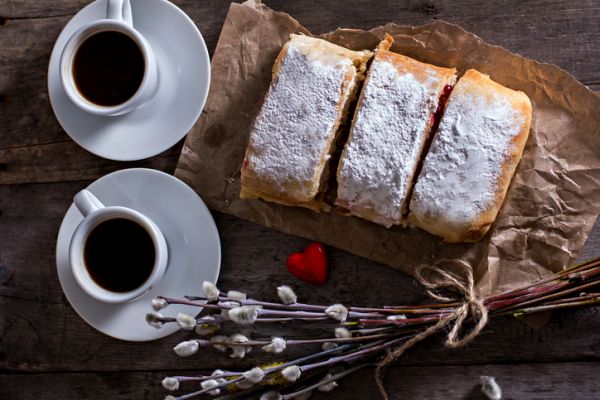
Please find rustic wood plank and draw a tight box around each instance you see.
[265,0,600,83]
[328,362,600,400]
[5,0,600,88]
[0,141,182,185]
[0,181,426,305]
[2,292,599,373]
[578,218,600,261]
[1,182,599,372]
[0,15,70,149]
[1,1,599,398]
[1,362,599,400]
[1,0,598,154]
[589,83,600,92]
[1,0,84,18]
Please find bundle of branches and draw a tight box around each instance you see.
[147,257,600,400]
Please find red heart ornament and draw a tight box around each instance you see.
[286,242,328,285]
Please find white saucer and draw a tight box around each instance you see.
[56,168,221,341]
[48,0,210,161]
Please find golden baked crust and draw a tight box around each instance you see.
[408,69,533,242]
[240,34,372,211]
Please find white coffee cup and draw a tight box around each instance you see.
[59,0,159,116]
[69,189,168,303]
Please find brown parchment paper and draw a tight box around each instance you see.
[175,0,600,295]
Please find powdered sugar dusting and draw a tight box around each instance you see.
[336,58,442,226]
[245,42,353,201]
[410,78,525,228]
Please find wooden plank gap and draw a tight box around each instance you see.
[1,13,75,22]
[0,139,72,152]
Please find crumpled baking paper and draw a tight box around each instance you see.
[175,0,600,295]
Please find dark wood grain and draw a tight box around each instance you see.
[2,362,599,400]
[2,293,600,373]
[1,0,599,184]
[1,182,599,374]
[0,15,69,149]
[0,141,182,185]
[1,0,599,399]
[4,0,600,88]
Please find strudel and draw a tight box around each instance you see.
[409,69,533,242]
[335,35,457,227]
[240,34,372,211]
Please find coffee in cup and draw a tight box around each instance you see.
[70,189,168,303]
[72,30,145,107]
[84,217,155,293]
[59,0,159,116]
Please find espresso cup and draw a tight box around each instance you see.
[59,0,159,116]
[69,189,168,303]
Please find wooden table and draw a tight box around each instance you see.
[1,1,599,398]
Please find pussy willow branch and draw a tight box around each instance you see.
[154,257,600,400]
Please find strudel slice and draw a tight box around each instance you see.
[240,34,372,211]
[409,69,533,243]
[335,35,457,227]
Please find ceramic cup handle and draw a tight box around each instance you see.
[73,189,105,217]
[107,0,133,26]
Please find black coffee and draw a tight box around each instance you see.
[84,218,155,293]
[73,30,145,106]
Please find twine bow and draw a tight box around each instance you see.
[375,259,489,400]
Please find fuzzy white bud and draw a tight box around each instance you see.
[227,290,247,300]
[176,313,197,331]
[220,301,240,320]
[151,297,168,311]
[243,367,265,383]
[210,335,229,352]
[161,377,179,391]
[228,306,258,325]
[321,342,338,351]
[480,376,502,400]
[229,333,250,359]
[334,327,352,338]
[325,304,348,321]
[386,314,407,320]
[281,365,301,382]
[230,347,252,359]
[277,285,297,304]
[201,379,220,395]
[317,373,338,392]
[262,336,287,353]
[229,333,249,344]
[260,391,283,400]
[173,340,199,357]
[165,396,177,400]
[145,312,164,329]
[202,281,220,301]
[211,369,228,386]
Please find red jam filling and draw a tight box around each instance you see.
[429,84,454,132]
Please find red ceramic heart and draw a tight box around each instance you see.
[286,242,328,285]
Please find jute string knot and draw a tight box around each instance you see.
[375,259,488,400]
